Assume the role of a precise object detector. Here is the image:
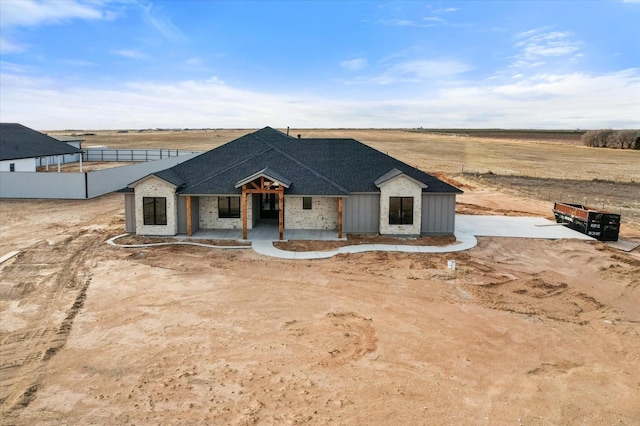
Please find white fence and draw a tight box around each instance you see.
[83,148,200,162]
[36,152,81,167]
[0,153,201,199]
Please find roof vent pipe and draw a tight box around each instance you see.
[286,127,289,136]
[297,134,301,139]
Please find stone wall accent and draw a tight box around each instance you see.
[199,196,252,230]
[134,176,178,236]
[284,196,338,230]
[378,175,422,235]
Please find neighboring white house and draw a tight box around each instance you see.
[0,123,83,172]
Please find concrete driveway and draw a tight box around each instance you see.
[455,215,594,240]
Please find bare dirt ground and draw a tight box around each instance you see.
[2,130,640,424]
[36,162,136,173]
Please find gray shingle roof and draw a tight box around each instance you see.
[146,127,462,195]
[0,123,82,161]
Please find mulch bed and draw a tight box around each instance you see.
[115,235,250,246]
[274,234,457,252]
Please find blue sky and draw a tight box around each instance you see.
[1,0,639,130]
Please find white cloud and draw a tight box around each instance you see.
[376,18,441,28]
[377,19,417,27]
[423,17,445,23]
[353,58,472,84]
[0,0,116,55]
[0,60,39,74]
[341,58,368,71]
[61,59,96,67]
[0,37,27,54]
[389,59,473,80]
[112,49,148,59]
[0,0,104,28]
[512,29,582,68]
[5,66,637,130]
[141,3,186,42]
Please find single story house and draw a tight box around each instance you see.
[0,123,83,172]
[124,127,462,239]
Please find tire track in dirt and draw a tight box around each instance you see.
[0,230,105,416]
[461,272,605,324]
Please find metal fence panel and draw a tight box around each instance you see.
[0,172,86,199]
[86,153,201,198]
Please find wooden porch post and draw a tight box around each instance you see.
[242,188,248,240]
[338,197,343,238]
[278,187,284,240]
[186,196,192,237]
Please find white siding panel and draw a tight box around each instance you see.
[0,158,36,172]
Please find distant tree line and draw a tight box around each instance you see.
[581,129,639,149]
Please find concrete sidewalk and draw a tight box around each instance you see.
[252,215,593,259]
[456,215,594,240]
[108,215,594,260]
[251,233,478,259]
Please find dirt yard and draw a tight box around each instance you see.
[2,130,639,424]
[1,188,639,425]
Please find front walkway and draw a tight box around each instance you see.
[108,215,594,260]
[251,233,478,259]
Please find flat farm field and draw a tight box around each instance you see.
[1,129,638,424]
[49,128,640,226]
[49,128,639,182]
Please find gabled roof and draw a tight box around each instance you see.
[0,123,83,161]
[235,167,292,188]
[138,127,462,196]
[374,168,428,189]
[130,169,184,188]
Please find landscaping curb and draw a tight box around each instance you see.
[106,232,478,259]
[251,233,478,259]
[106,234,251,250]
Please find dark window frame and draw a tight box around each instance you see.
[303,197,312,210]
[389,196,414,225]
[9,163,15,172]
[218,196,241,218]
[143,197,167,225]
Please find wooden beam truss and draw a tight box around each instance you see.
[241,176,285,240]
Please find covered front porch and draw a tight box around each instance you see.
[184,220,345,242]
[180,169,344,241]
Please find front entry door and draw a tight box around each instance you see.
[260,193,279,219]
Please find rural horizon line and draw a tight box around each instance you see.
[41,127,605,132]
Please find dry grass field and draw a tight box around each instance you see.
[47,128,640,183]
[2,129,639,424]
[47,128,640,226]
